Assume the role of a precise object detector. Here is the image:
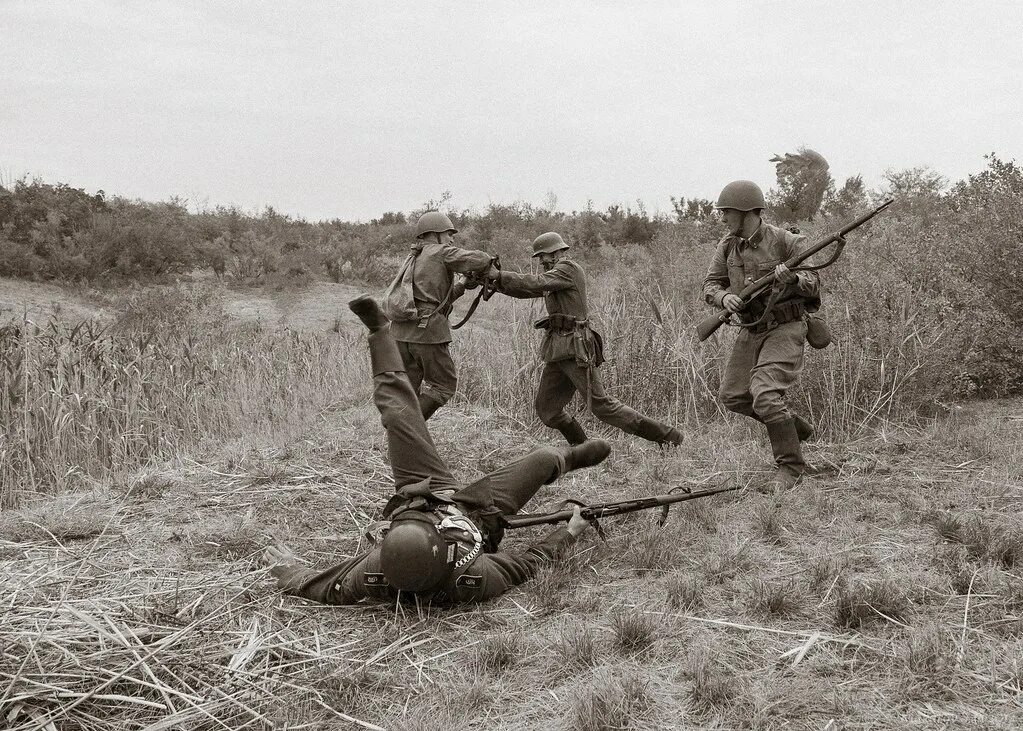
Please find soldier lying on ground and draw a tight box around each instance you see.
[263,295,610,604]
[482,232,683,447]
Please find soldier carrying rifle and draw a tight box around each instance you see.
[703,181,821,493]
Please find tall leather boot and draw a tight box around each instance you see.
[791,413,814,442]
[557,419,588,445]
[745,407,814,442]
[759,418,806,494]
[348,294,389,331]
[634,418,683,446]
[562,439,612,472]
[419,393,446,421]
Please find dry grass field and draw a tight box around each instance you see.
[2,276,1022,730]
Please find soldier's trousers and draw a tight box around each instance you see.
[534,358,674,441]
[395,340,457,410]
[372,329,566,513]
[719,320,806,424]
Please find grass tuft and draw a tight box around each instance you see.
[570,669,652,731]
[685,647,741,713]
[553,624,600,669]
[748,578,803,617]
[611,610,659,656]
[834,578,910,628]
[470,633,521,676]
[665,574,705,612]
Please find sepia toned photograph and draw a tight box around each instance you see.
[2,1,1021,729]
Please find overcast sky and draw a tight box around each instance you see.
[3,1,1021,221]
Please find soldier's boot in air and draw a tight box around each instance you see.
[348,294,390,332]
[634,418,683,447]
[557,419,589,445]
[419,393,446,421]
[348,296,404,375]
[562,439,612,472]
[758,418,806,494]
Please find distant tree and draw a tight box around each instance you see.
[822,175,868,218]
[879,166,947,200]
[670,196,715,223]
[767,147,834,222]
[373,211,406,226]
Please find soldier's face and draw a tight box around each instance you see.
[719,208,745,235]
[438,231,455,245]
[537,252,560,270]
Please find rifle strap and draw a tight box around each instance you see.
[451,256,500,330]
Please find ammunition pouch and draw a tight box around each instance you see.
[534,314,605,368]
[745,300,806,334]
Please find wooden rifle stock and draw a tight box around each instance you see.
[695,199,895,342]
[502,482,742,530]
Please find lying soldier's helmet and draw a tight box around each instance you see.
[714,180,766,211]
[379,517,453,592]
[531,232,569,257]
[415,210,457,238]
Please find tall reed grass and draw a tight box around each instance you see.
[0,311,364,508]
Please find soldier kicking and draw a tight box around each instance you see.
[263,295,609,605]
[485,232,683,447]
[703,180,820,492]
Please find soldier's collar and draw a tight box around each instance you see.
[737,222,764,250]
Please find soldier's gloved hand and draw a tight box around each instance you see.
[566,506,591,537]
[774,263,798,285]
[484,263,501,281]
[722,294,745,313]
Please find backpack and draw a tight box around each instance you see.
[382,244,455,324]
[382,249,420,322]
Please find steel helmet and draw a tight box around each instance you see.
[531,232,569,257]
[414,210,457,239]
[379,516,452,592]
[714,181,766,211]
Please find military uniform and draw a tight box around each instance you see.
[389,240,495,418]
[274,324,583,605]
[703,222,820,425]
[496,258,679,445]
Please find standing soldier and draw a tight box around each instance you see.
[264,295,609,605]
[487,232,683,447]
[703,180,820,492]
[383,210,498,420]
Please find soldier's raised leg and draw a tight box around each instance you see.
[461,440,612,517]
[348,295,457,491]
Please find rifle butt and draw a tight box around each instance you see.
[696,311,728,342]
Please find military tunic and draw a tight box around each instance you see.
[497,258,675,442]
[389,241,494,411]
[703,222,821,423]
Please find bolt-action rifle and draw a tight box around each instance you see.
[501,481,742,531]
[695,199,895,342]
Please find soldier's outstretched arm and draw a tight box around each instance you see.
[265,548,380,605]
[494,261,575,299]
[440,244,496,277]
[472,508,590,599]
